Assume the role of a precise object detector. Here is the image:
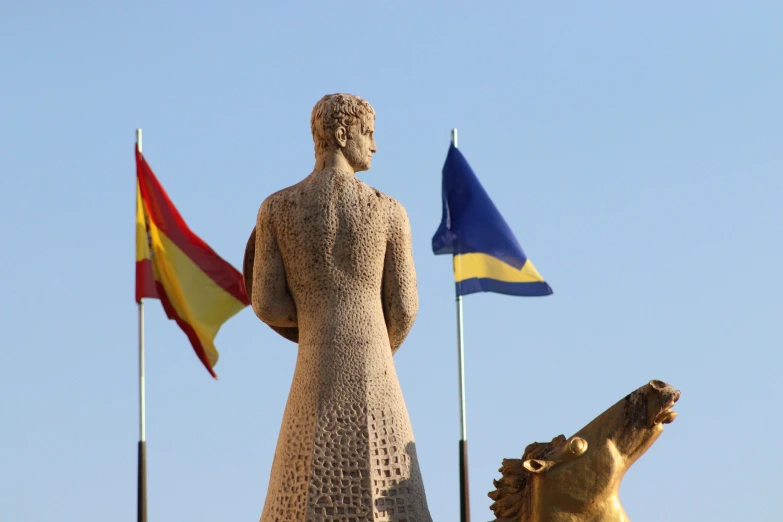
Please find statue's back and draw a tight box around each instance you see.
[274,169,389,303]
[257,168,432,522]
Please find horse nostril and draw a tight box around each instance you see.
[649,380,667,390]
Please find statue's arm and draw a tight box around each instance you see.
[243,225,298,343]
[382,200,419,354]
[251,199,298,329]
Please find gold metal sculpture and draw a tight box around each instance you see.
[488,380,680,522]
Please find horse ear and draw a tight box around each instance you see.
[523,459,553,473]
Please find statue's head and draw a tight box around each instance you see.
[311,93,377,172]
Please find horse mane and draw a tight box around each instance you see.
[488,435,567,521]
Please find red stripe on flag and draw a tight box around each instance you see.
[135,148,249,306]
[135,259,158,302]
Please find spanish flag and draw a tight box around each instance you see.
[432,143,553,297]
[135,147,249,377]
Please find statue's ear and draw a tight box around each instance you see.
[523,459,553,474]
[335,126,348,148]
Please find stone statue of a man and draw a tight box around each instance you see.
[244,94,432,522]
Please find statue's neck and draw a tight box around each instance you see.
[314,149,354,175]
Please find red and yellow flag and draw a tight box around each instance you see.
[135,147,249,378]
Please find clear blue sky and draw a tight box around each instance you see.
[2,2,781,521]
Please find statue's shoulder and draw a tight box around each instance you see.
[258,179,308,215]
[377,189,410,225]
[356,180,407,215]
[355,183,411,238]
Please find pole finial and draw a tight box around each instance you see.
[136,128,143,153]
[451,128,458,148]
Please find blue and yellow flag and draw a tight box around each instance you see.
[432,144,553,297]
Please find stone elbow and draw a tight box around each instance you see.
[389,301,417,329]
[400,305,418,328]
[251,298,271,323]
[404,297,419,322]
[253,298,297,328]
[394,308,418,341]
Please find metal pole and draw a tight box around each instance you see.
[452,128,470,522]
[136,128,148,522]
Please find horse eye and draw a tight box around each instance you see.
[569,437,588,455]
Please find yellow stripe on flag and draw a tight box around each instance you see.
[136,182,151,263]
[147,221,247,369]
[454,252,545,284]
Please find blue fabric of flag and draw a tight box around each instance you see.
[432,143,553,297]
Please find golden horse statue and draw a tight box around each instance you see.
[489,380,680,522]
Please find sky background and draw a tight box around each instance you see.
[2,2,781,521]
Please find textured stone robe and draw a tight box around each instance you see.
[248,169,432,522]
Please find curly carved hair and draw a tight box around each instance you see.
[310,93,375,156]
[488,435,567,522]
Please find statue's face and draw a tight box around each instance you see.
[343,118,376,172]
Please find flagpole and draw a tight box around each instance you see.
[136,128,148,522]
[452,128,470,522]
